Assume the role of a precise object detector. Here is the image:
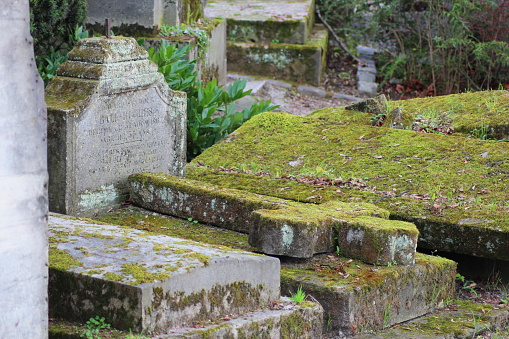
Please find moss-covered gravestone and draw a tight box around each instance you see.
[46,37,186,217]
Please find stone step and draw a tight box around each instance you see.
[128,173,419,265]
[225,24,328,86]
[205,0,315,45]
[48,213,280,333]
[48,298,323,338]
[157,297,323,338]
[351,300,509,338]
[281,252,458,337]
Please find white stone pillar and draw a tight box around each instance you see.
[0,1,48,338]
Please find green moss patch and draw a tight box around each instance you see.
[393,90,509,140]
[189,99,509,260]
[95,208,254,251]
[369,299,509,338]
[49,247,83,271]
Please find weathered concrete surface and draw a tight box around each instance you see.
[48,213,280,333]
[128,173,418,264]
[226,25,328,86]
[205,0,314,44]
[159,298,323,338]
[46,37,186,217]
[200,20,227,85]
[0,1,48,337]
[281,253,457,337]
[352,300,509,339]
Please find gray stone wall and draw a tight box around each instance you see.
[0,1,48,337]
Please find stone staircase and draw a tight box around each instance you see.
[122,173,458,337]
[205,0,328,85]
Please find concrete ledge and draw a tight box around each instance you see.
[281,253,457,337]
[128,172,288,233]
[128,173,419,264]
[160,298,324,338]
[226,25,328,86]
[48,213,280,333]
[205,0,315,44]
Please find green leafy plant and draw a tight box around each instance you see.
[147,42,198,92]
[159,25,210,61]
[382,305,392,328]
[470,122,489,140]
[386,260,397,267]
[36,50,67,85]
[147,43,278,159]
[456,273,478,297]
[290,285,306,304]
[35,26,89,85]
[80,316,110,339]
[147,43,278,160]
[187,217,198,224]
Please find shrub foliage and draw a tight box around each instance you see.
[317,0,509,94]
[29,0,87,57]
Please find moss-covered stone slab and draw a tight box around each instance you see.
[128,173,418,264]
[188,100,509,261]
[352,300,509,338]
[205,0,314,44]
[226,25,328,86]
[128,172,288,234]
[281,253,457,337]
[162,297,323,338]
[393,90,509,140]
[48,213,280,333]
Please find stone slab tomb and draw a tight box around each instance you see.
[46,37,186,217]
[128,173,419,265]
[48,213,281,333]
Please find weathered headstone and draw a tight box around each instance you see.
[46,37,186,217]
[0,0,48,337]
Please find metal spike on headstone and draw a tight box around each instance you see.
[105,18,110,38]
